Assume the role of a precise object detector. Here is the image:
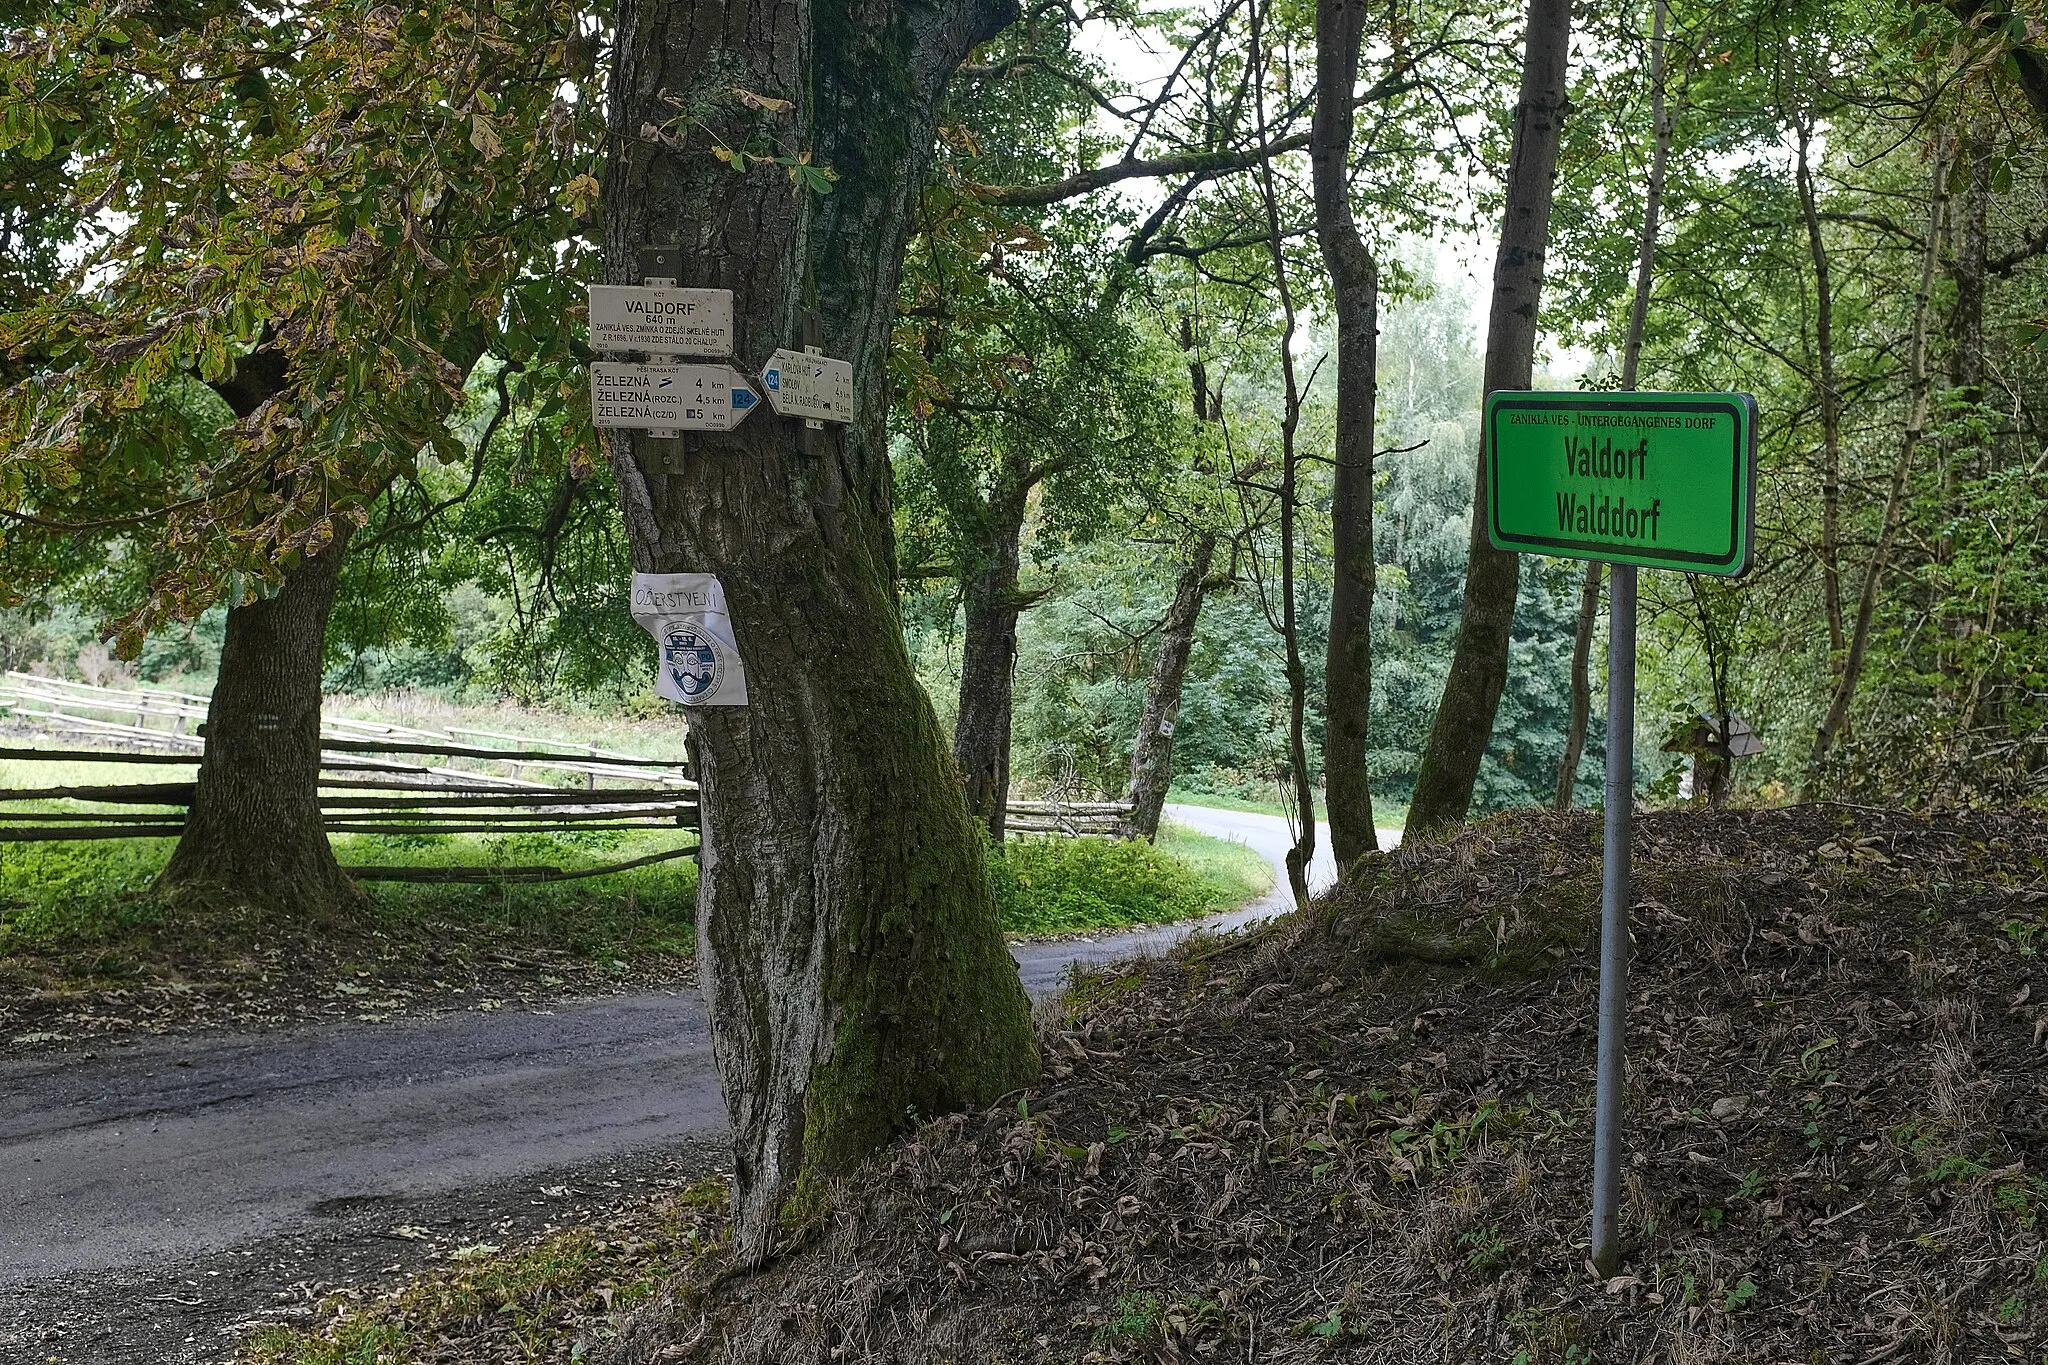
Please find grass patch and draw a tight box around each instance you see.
[0,825,697,981]
[239,1178,728,1364]
[991,825,1272,937]
[1165,785,1409,830]
[1156,820,1274,908]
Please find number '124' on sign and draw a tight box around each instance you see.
[1483,390,1759,577]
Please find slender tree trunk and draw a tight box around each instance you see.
[954,489,1027,841]
[1252,2,1317,911]
[1807,131,1953,787]
[602,0,1038,1265]
[1122,530,1217,840]
[1312,0,1380,876]
[1796,119,1847,662]
[1406,0,1573,837]
[157,529,360,920]
[1555,560,1601,807]
[1121,319,1224,842]
[1557,0,1668,812]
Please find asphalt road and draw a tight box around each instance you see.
[1,803,1384,1292]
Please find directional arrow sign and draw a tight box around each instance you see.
[588,285,734,356]
[590,363,759,432]
[760,348,854,423]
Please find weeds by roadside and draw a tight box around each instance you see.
[240,1179,730,1365]
[990,823,1271,936]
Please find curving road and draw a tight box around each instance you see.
[1,804,1383,1296]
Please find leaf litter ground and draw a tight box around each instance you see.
[259,805,2048,1364]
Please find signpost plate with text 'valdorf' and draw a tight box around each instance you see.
[587,285,733,356]
[1486,391,1757,577]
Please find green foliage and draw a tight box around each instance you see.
[987,827,1268,937]
[0,0,604,647]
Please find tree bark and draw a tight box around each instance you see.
[1806,131,1953,786]
[1795,118,1846,662]
[953,486,1027,841]
[602,0,1038,1265]
[156,528,360,921]
[1250,2,1317,912]
[1312,0,1380,876]
[1122,530,1217,840]
[1120,317,1223,843]
[1406,0,1572,838]
[1557,0,1668,812]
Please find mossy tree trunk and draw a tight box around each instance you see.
[156,528,360,922]
[602,0,1039,1265]
[1405,0,1571,838]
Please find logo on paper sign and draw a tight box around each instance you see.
[662,629,721,699]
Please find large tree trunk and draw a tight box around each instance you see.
[1556,0,1668,811]
[1406,0,1573,838]
[954,489,1027,841]
[1122,530,1217,840]
[156,529,359,921]
[602,0,1038,1265]
[1312,0,1380,877]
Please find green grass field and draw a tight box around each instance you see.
[990,821,1272,937]
[0,768,1273,992]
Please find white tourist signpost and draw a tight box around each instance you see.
[761,347,854,424]
[590,363,759,433]
[587,284,734,356]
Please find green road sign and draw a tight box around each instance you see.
[1485,391,1758,576]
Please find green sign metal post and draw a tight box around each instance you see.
[1484,390,1757,1274]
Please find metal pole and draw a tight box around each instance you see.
[1590,561,1636,1275]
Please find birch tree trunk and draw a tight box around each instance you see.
[1406,0,1572,837]
[602,0,1038,1265]
[1311,0,1381,876]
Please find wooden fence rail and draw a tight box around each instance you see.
[0,675,1138,880]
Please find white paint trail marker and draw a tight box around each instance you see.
[590,363,760,432]
[761,347,854,424]
[588,285,734,356]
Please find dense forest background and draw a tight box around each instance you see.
[4,0,2044,824]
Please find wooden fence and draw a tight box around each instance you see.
[0,676,1134,880]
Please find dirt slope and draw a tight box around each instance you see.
[607,805,2048,1364]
